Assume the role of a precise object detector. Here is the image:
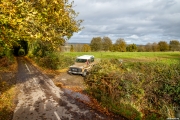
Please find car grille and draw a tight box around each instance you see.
[70,68,82,72]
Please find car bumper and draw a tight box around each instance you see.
[68,71,83,75]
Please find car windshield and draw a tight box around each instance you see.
[76,59,88,63]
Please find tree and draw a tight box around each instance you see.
[73,44,83,52]
[90,37,102,51]
[145,43,153,52]
[126,44,138,52]
[137,45,145,52]
[0,0,83,48]
[70,45,74,52]
[102,37,112,51]
[114,38,126,52]
[82,44,91,52]
[158,41,169,51]
[109,45,115,52]
[152,42,159,52]
[169,40,180,51]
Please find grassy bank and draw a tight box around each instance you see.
[0,87,16,120]
[0,57,17,120]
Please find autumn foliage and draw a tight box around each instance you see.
[85,59,180,119]
[0,0,82,48]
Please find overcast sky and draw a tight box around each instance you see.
[68,0,180,45]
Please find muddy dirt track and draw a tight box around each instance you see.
[13,57,126,120]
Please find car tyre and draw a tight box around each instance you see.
[82,70,87,77]
[67,71,72,75]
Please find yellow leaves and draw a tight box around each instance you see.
[33,33,42,39]
[10,19,17,26]
[16,18,22,23]
[32,11,38,15]
[0,0,83,48]
[53,0,58,4]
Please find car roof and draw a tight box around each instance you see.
[76,55,94,59]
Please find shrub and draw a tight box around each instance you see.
[0,57,9,68]
[32,53,74,70]
[85,59,179,119]
[58,54,74,69]
[38,53,59,69]
[85,59,142,119]
[29,41,75,70]
[0,56,15,69]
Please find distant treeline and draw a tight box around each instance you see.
[68,37,180,52]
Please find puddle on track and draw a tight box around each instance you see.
[62,88,91,103]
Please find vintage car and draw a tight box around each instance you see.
[68,55,95,76]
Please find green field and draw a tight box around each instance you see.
[63,52,180,64]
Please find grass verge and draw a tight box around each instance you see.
[0,87,16,120]
[0,56,17,120]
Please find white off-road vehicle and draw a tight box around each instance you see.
[68,55,95,77]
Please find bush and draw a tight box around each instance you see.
[39,53,59,69]
[85,59,142,119]
[58,54,74,69]
[0,56,15,69]
[85,59,180,119]
[0,57,10,68]
[32,53,74,70]
[29,41,75,70]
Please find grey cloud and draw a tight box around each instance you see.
[69,0,180,44]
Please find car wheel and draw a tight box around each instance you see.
[67,71,72,75]
[82,71,87,77]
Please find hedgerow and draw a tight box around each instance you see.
[85,59,180,119]
[29,41,74,70]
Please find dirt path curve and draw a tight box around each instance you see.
[13,57,126,120]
